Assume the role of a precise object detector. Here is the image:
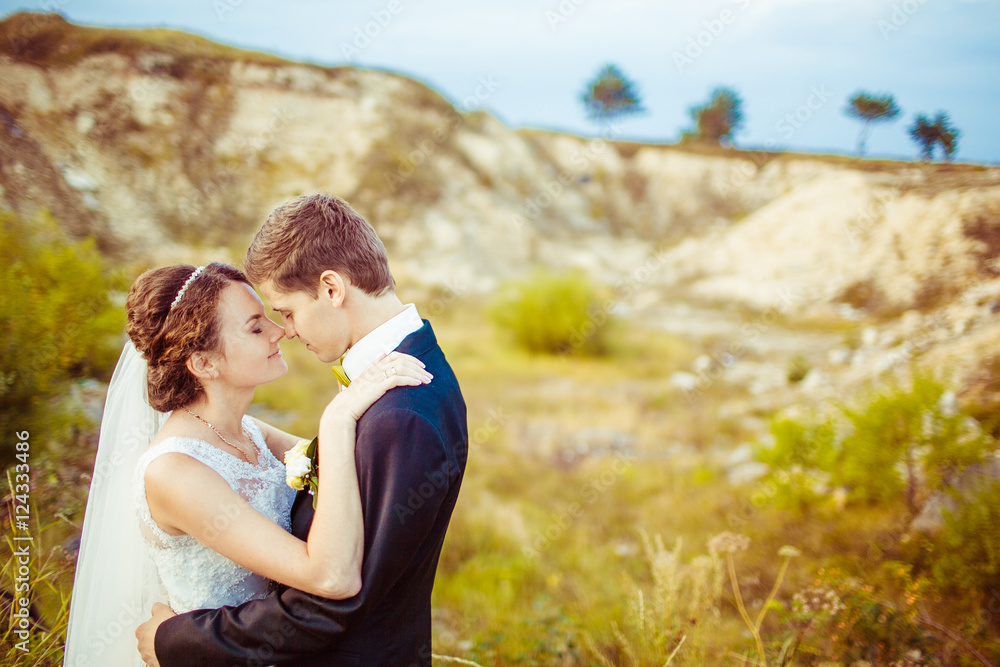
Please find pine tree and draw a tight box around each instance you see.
[909,112,960,162]
[844,92,901,157]
[687,87,744,146]
[580,64,644,125]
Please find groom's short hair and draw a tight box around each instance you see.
[245,193,395,297]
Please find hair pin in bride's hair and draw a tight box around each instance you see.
[170,265,207,310]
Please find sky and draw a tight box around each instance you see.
[2,0,999,163]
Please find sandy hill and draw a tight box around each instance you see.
[2,11,999,408]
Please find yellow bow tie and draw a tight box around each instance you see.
[331,363,350,387]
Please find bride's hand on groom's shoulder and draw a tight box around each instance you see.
[323,352,432,423]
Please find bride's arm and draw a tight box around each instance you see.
[144,352,431,599]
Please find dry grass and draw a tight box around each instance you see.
[3,294,998,665]
[0,12,296,70]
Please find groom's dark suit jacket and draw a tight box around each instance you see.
[155,321,468,666]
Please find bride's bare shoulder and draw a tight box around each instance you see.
[142,415,219,485]
[141,444,231,537]
[146,413,195,449]
[142,442,230,513]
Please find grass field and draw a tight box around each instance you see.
[3,294,998,666]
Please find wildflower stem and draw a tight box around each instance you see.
[754,556,790,632]
[663,635,686,666]
[727,554,767,667]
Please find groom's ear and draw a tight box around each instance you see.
[186,351,219,382]
[317,270,347,308]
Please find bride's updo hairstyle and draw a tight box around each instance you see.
[126,262,250,412]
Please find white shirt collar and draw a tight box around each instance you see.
[342,304,423,381]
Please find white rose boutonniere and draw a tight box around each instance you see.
[284,437,320,508]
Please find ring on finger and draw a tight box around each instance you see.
[390,366,397,376]
[383,370,389,379]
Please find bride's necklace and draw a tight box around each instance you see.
[183,408,260,468]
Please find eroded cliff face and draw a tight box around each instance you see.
[2,12,999,400]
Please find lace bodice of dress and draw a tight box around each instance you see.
[132,416,296,614]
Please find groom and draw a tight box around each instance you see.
[136,194,468,666]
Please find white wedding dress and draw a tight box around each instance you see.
[64,342,298,667]
[132,416,297,613]
[63,342,295,667]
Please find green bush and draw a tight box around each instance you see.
[488,269,611,356]
[757,417,837,471]
[755,417,838,510]
[756,375,993,511]
[932,479,1000,594]
[834,375,992,508]
[0,210,123,463]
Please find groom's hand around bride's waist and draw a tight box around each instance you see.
[136,602,177,667]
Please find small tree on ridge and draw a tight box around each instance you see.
[686,87,744,147]
[844,91,901,157]
[909,112,960,162]
[580,64,644,126]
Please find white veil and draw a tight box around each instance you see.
[63,341,168,667]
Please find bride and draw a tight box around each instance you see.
[62,262,431,666]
